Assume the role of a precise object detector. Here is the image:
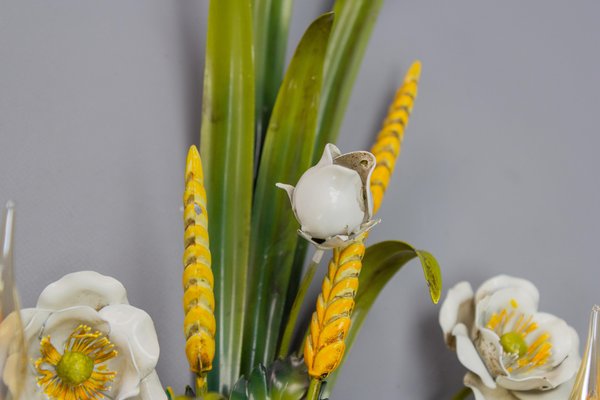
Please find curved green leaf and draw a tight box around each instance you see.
[322,241,442,396]
[242,13,334,375]
[314,0,384,159]
[252,0,295,161]
[200,0,254,393]
[230,357,310,400]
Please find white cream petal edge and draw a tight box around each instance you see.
[137,371,168,400]
[37,270,129,310]
[475,275,539,307]
[439,281,474,346]
[453,323,496,389]
[99,304,160,377]
[464,372,518,400]
[513,376,576,400]
[527,313,573,367]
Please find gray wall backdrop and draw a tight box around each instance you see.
[1,1,599,399]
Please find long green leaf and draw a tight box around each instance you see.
[252,0,295,163]
[242,13,334,376]
[285,0,385,324]
[313,0,384,159]
[200,0,254,393]
[322,240,442,396]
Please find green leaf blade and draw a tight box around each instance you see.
[252,0,295,160]
[314,0,384,159]
[242,13,334,376]
[323,240,442,396]
[200,0,255,394]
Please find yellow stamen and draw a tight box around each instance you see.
[35,324,117,400]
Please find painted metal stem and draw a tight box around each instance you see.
[277,248,324,359]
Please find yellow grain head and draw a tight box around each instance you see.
[183,145,216,381]
[304,237,365,379]
[370,61,421,214]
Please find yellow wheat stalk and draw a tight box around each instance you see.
[303,61,421,380]
[304,238,365,378]
[370,60,421,215]
[183,145,216,389]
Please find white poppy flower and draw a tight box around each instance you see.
[0,271,166,400]
[439,275,580,400]
[277,143,379,249]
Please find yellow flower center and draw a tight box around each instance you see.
[486,299,553,372]
[35,324,118,400]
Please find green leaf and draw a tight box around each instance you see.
[314,0,384,159]
[200,0,254,393]
[322,241,442,396]
[242,13,334,376]
[230,357,310,400]
[252,0,295,162]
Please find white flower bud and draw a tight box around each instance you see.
[277,144,379,249]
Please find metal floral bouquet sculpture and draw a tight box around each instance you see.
[0,1,443,400]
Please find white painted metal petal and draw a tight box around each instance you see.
[99,304,161,400]
[475,275,539,306]
[439,281,475,348]
[137,371,168,400]
[37,270,129,311]
[464,372,519,400]
[453,323,497,389]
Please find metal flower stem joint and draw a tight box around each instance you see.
[183,145,216,395]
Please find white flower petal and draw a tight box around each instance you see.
[475,275,539,306]
[476,328,507,377]
[439,281,475,348]
[316,143,340,167]
[512,376,576,400]
[527,313,573,368]
[499,326,580,391]
[464,372,518,400]
[475,287,539,333]
[137,370,167,400]
[37,271,129,310]
[453,323,497,389]
[41,306,109,345]
[100,304,160,399]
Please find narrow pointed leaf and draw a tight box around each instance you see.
[322,240,442,395]
[314,0,384,159]
[252,0,295,162]
[242,13,334,375]
[200,0,255,393]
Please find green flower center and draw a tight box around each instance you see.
[55,351,94,385]
[500,332,528,357]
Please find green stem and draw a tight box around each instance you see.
[451,387,473,400]
[306,378,323,400]
[195,375,207,397]
[277,249,324,358]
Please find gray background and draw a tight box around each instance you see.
[1,1,599,398]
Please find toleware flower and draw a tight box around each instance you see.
[277,143,379,249]
[0,271,166,400]
[440,275,580,399]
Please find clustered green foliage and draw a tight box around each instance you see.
[186,1,442,399]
